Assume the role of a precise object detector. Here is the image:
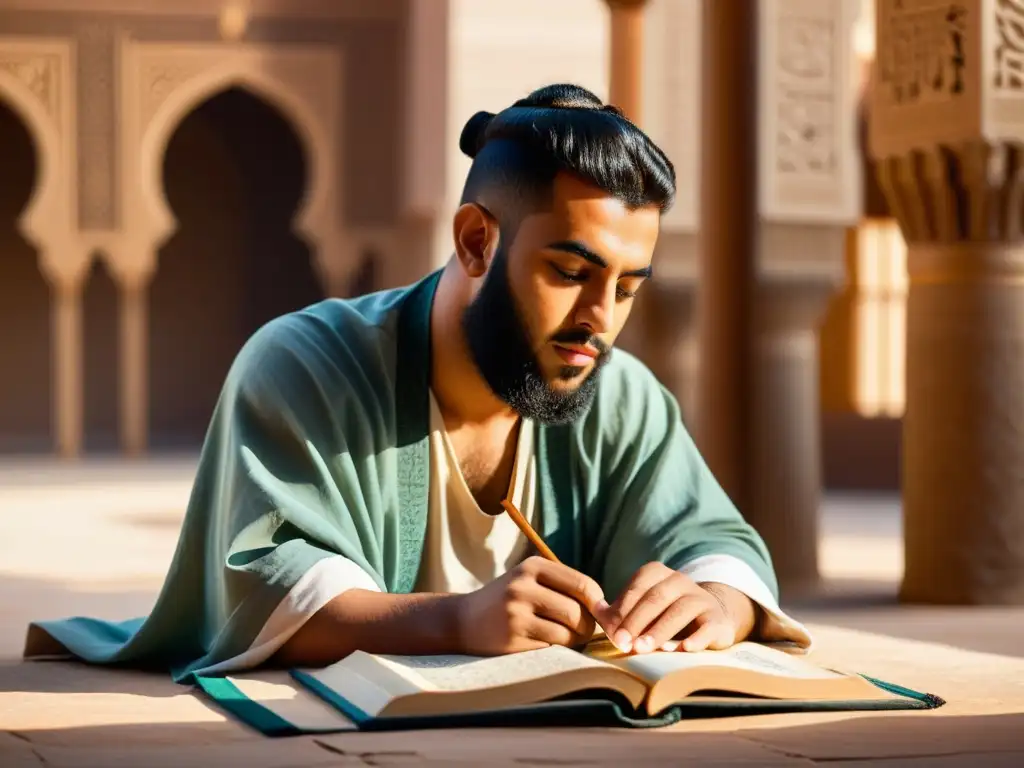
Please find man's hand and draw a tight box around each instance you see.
[594,562,757,654]
[454,556,605,655]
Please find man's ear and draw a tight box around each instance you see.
[452,203,500,279]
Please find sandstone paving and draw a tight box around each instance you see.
[823,755,1024,768]
[3,622,1008,765]
[3,461,1024,765]
[0,732,45,767]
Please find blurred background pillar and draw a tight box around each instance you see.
[102,240,157,457]
[606,0,647,121]
[52,275,85,459]
[699,0,862,594]
[697,0,759,515]
[870,0,1024,604]
[626,1,704,425]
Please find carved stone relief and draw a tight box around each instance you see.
[759,0,860,224]
[867,1,977,159]
[875,1,967,105]
[775,13,837,177]
[0,37,78,283]
[0,50,61,122]
[995,0,1024,91]
[74,22,118,230]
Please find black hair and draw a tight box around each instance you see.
[457,84,675,227]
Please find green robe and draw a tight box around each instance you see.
[25,270,778,683]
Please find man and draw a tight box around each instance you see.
[26,85,810,682]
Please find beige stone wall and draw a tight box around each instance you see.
[0,0,410,455]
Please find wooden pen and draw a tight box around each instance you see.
[501,498,610,643]
[500,499,560,563]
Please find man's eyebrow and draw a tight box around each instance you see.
[546,240,652,279]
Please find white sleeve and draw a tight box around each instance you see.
[199,555,381,675]
[679,554,814,652]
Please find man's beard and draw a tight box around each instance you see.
[460,248,611,425]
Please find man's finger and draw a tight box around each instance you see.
[532,560,605,615]
[615,573,694,653]
[680,618,734,653]
[524,615,584,649]
[632,596,707,653]
[531,584,596,638]
[611,572,688,653]
[599,564,669,644]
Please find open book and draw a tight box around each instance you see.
[285,638,943,728]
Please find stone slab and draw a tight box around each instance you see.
[315,728,812,765]
[0,732,45,767]
[5,623,1024,764]
[726,625,1024,760]
[827,754,1024,768]
[33,738,355,768]
[0,660,251,748]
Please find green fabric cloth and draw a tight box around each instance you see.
[25,270,778,683]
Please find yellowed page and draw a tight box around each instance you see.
[298,644,621,719]
[371,644,614,691]
[586,639,846,686]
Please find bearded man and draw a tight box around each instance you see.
[27,84,810,682]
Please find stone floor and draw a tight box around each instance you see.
[1,457,1023,766]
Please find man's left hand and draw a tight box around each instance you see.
[594,562,757,654]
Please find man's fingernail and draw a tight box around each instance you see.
[613,629,632,653]
[595,599,610,613]
[634,635,654,654]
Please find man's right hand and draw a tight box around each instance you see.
[453,556,606,655]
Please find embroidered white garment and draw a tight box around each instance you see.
[213,391,812,673]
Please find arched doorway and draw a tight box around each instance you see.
[83,255,120,453]
[148,86,324,449]
[0,98,51,453]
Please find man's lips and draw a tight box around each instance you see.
[553,344,599,366]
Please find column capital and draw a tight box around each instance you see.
[868,0,974,159]
[876,140,1024,245]
[869,0,1024,245]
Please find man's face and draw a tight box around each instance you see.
[461,173,660,424]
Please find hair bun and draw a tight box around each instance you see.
[459,110,495,158]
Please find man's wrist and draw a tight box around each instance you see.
[273,589,466,666]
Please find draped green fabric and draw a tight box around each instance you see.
[25,270,777,683]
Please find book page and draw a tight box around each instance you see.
[591,641,846,685]
[373,645,613,692]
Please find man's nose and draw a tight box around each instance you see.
[574,281,616,335]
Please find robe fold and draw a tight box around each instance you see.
[26,270,783,683]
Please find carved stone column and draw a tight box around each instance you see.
[699,0,861,592]
[103,241,156,457]
[753,234,848,591]
[870,0,1024,604]
[51,275,85,459]
[119,277,148,456]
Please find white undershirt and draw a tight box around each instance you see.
[203,393,813,675]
